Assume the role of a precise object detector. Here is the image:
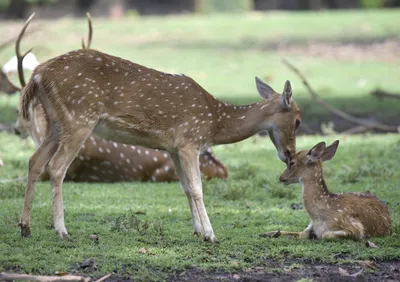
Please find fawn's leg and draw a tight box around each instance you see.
[299,223,314,239]
[321,230,349,239]
[261,231,300,237]
[173,147,217,243]
[46,127,93,239]
[20,135,59,237]
[170,153,202,236]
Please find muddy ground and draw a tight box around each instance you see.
[169,259,400,282]
[94,259,400,281]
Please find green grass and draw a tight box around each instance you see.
[0,134,399,279]
[0,10,400,280]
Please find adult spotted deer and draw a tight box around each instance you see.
[18,13,301,242]
[266,140,392,240]
[13,14,228,182]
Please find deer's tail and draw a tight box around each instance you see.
[21,75,39,121]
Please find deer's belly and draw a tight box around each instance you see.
[93,120,170,151]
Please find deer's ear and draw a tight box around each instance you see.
[321,140,339,162]
[306,141,326,163]
[281,80,292,108]
[255,76,276,100]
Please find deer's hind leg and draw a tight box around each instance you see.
[46,124,95,239]
[20,128,59,237]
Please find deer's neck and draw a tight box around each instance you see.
[212,98,279,145]
[300,169,331,218]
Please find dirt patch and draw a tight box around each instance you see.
[169,259,400,282]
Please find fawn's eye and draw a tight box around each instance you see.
[289,161,295,169]
[295,119,301,131]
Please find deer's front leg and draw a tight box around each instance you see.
[170,153,202,236]
[172,148,218,243]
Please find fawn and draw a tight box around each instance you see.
[275,140,391,240]
[18,14,301,242]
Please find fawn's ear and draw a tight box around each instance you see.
[320,140,339,162]
[306,141,326,163]
[255,77,276,100]
[281,80,292,109]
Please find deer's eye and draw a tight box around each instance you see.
[295,119,301,131]
[288,161,295,169]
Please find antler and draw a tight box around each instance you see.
[81,12,93,49]
[16,13,35,88]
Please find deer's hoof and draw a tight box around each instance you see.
[193,231,202,237]
[19,223,31,237]
[204,235,219,244]
[58,231,70,240]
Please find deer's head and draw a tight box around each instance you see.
[279,140,339,185]
[0,70,20,94]
[255,78,301,163]
[14,108,30,139]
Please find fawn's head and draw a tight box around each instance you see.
[279,140,339,185]
[255,77,301,163]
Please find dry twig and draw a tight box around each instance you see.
[282,58,399,133]
[94,273,112,282]
[0,272,90,282]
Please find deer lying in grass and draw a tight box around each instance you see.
[18,14,301,242]
[264,140,392,240]
[15,103,228,182]
[13,15,227,182]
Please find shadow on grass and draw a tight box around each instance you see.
[133,34,399,52]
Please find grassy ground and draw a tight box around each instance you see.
[0,133,399,280]
[0,9,400,281]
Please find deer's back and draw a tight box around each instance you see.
[34,49,218,149]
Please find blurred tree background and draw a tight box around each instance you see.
[0,0,399,19]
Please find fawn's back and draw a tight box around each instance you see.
[324,191,391,238]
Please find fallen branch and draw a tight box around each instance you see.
[0,272,90,282]
[281,58,400,133]
[370,89,400,100]
[94,273,112,282]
